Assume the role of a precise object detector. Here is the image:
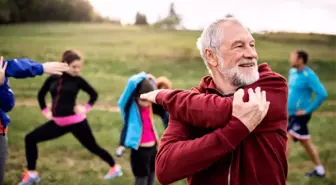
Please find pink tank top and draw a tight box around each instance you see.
[139,106,156,144]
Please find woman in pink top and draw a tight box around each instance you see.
[117,78,159,185]
[19,50,122,185]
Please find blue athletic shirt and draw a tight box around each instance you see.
[288,66,327,116]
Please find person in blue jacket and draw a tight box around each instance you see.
[0,56,68,185]
[286,50,328,178]
[116,72,163,185]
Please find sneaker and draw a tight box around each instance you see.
[104,164,123,180]
[305,169,325,178]
[18,170,41,185]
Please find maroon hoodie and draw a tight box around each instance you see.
[155,63,288,185]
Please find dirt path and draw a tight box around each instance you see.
[14,99,336,116]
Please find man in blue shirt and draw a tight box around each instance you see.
[287,50,327,178]
[0,56,68,185]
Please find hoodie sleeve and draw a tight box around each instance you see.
[156,90,232,129]
[4,58,44,78]
[156,116,250,184]
[0,78,15,113]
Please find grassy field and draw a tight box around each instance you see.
[0,23,335,185]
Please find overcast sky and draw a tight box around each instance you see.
[89,0,336,34]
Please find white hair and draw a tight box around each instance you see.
[196,17,240,75]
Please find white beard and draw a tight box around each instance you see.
[218,56,259,87]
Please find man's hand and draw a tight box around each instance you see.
[295,110,306,116]
[140,89,168,104]
[232,87,270,132]
[74,105,87,115]
[0,56,8,85]
[42,62,69,75]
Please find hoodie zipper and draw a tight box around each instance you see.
[228,152,233,185]
[53,78,63,115]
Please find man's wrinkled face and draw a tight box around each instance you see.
[217,22,259,87]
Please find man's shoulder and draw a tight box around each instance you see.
[304,66,317,77]
[259,68,287,84]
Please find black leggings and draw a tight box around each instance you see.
[131,145,157,185]
[25,119,115,170]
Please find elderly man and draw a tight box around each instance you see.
[141,18,288,185]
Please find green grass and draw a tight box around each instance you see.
[0,23,335,185]
[4,107,336,185]
[0,23,335,103]
[5,107,185,185]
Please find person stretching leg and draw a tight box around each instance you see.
[18,50,122,185]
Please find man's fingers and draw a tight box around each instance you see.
[247,88,256,103]
[53,71,63,75]
[233,88,244,105]
[0,56,3,68]
[2,61,8,71]
[262,90,266,106]
[255,87,261,102]
[140,93,148,100]
[140,92,156,103]
[266,101,270,111]
[55,63,69,71]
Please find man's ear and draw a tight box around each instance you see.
[205,49,219,67]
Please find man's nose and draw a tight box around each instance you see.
[243,46,258,60]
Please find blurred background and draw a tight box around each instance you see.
[0,0,335,184]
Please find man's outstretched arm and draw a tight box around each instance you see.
[1,56,68,78]
[155,89,232,129]
[141,70,287,130]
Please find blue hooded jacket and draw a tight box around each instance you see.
[118,72,159,150]
[0,58,44,130]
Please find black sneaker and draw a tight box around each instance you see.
[305,169,325,178]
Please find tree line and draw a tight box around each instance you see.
[135,3,182,29]
[0,0,182,29]
[0,0,115,24]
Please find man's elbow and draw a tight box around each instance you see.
[155,157,173,185]
[318,91,328,102]
[155,150,177,185]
